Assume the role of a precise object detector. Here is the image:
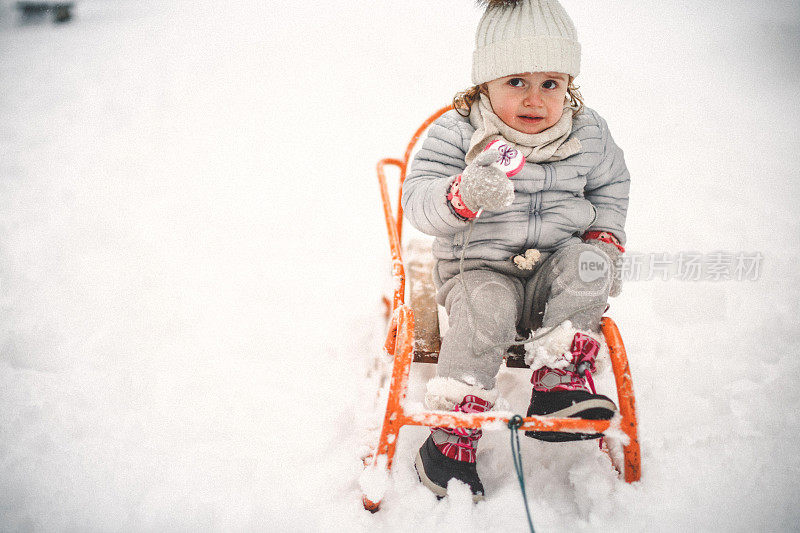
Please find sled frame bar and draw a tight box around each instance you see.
[364,105,640,512]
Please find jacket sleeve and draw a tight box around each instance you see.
[401,114,471,237]
[584,114,630,246]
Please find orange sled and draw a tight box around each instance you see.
[362,106,640,511]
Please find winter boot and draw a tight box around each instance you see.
[415,395,492,501]
[526,332,616,441]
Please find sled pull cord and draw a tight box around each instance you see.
[508,415,536,533]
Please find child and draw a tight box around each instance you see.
[401,0,630,501]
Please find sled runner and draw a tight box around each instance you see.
[362,106,640,511]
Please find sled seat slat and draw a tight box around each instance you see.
[405,239,441,360]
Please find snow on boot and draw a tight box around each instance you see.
[526,332,616,442]
[415,395,491,501]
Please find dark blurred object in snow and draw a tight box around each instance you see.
[15,1,74,24]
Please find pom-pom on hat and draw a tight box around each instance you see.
[472,0,581,85]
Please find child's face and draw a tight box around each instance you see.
[486,72,570,134]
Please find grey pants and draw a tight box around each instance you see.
[435,242,612,390]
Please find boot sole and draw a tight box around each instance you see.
[414,449,485,502]
[525,399,617,442]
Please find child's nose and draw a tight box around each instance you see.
[523,88,543,107]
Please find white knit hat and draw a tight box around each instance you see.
[472,0,581,85]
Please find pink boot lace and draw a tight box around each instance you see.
[431,395,492,462]
[531,333,600,393]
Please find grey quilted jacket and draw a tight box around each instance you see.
[401,107,630,268]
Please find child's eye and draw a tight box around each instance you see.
[542,80,558,89]
[508,78,525,88]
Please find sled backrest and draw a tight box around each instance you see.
[377,105,453,317]
[376,105,453,261]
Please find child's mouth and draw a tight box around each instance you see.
[519,115,544,122]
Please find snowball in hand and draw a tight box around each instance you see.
[459,149,516,212]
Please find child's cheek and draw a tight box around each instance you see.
[549,100,565,121]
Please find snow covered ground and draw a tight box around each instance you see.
[1,0,799,531]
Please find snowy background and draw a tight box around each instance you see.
[1,0,799,531]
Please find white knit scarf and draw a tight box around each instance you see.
[465,96,582,165]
